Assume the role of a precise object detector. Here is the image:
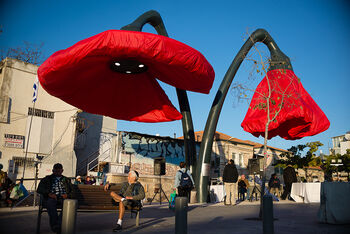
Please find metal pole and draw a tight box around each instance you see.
[22,102,36,180]
[175,197,188,234]
[121,10,197,173]
[263,194,274,234]
[61,199,78,234]
[196,29,293,203]
[33,161,39,207]
[159,175,162,205]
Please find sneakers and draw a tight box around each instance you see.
[113,224,122,232]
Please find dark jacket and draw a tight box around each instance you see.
[223,163,238,183]
[283,166,297,184]
[37,174,73,199]
[238,179,249,189]
[268,176,281,188]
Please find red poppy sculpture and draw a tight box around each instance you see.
[38,30,214,122]
[241,69,330,140]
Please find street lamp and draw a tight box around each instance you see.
[196,29,293,203]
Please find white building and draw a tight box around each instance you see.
[330,131,350,155]
[0,58,79,188]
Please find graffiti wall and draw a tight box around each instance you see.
[119,131,191,176]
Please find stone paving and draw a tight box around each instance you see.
[0,200,349,234]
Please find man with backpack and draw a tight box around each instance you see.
[174,162,195,200]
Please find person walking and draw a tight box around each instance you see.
[174,162,195,200]
[281,165,297,200]
[223,159,238,205]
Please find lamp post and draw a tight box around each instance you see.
[196,29,293,203]
[33,154,43,207]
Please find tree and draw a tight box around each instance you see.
[0,41,44,65]
[231,32,305,194]
[275,141,324,181]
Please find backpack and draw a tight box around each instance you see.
[179,170,193,189]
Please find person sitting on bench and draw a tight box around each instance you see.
[104,170,145,232]
[37,163,73,233]
[268,173,281,198]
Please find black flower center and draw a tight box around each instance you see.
[110,60,148,74]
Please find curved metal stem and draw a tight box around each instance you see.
[122,10,196,169]
[196,28,292,203]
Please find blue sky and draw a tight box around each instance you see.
[1,0,349,155]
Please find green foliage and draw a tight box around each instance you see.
[306,141,323,155]
[322,149,350,177]
[274,141,323,169]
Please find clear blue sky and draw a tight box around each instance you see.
[1,0,349,155]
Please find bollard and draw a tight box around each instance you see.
[175,197,188,234]
[61,199,78,234]
[263,195,274,234]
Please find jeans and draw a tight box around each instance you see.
[46,198,63,231]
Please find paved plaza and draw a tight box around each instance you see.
[1,200,349,234]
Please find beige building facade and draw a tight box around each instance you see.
[0,58,78,188]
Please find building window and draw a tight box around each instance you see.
[12,156,35,167]
[232,153,244,167]
[11,156,35,174]
[28,107,54,119]
[239,154,244,167]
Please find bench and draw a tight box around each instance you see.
[36,184,142,234]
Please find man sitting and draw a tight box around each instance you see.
[37,163,73,233]
[268,173,281,198]
[104,170,145,232]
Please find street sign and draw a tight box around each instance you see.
[4,134,25,148]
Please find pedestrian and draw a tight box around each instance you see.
[104,170,145,232]
[223,159,238,205]
[37,163,73,233]
[174,162,195,200]
[281,165,297,200]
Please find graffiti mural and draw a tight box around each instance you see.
[121,131,186,165]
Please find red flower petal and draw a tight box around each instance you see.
[241,69,330,140]
[38,30,215,122]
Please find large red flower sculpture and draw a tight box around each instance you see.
[241,69,330,140]
[38,30,214,122]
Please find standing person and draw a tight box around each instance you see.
[281,165,297,200]
[174,162,195,200]
[268,173,281,198]
[37,163,73,233]
[223,159,238,205]
[104,170,145,232]
[238,174,250,201]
